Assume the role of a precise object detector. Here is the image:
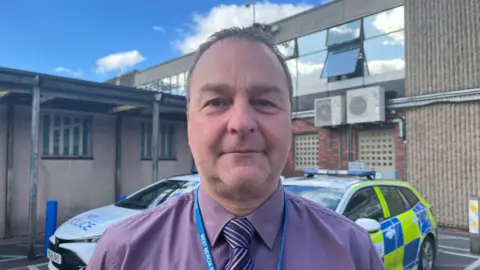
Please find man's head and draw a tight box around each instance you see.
[187,26,293,204]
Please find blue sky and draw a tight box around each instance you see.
[0,0,325,82]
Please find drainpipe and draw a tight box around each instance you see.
[28,76,41,259]
[114,115,122,201]
[388,116,406,180]
[4,105,14,238]
[152,94,162,183]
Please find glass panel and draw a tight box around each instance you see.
[73,118,80,155]
[161,77,171,91]
[326,20,361,46]
[82,118,91,156]
[297,51,327,95]
[178,72,186,87]
[42,115,50,155]
[114,180,198,210]
[276,39,297,59]
[297,30,327,56]
[286,58,297,94]
[283,185,345,211]
[53,115,61,155]
[63,117,70,156]
[167,124,174,157]
[146,124,152,157]
[343,187,385,222]
[170,75,178,90]
[141,123,146,157]
[322,46,360,78]
[364,6,404,39]
[364,31,404,76]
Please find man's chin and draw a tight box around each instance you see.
[219,167,269,187]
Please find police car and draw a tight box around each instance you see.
[47,170,436,270]
[282,169,438,270]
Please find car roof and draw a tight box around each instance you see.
[282,176,362,190]
[167,173,201,182]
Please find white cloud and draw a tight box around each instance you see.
[153,25,165,32]
[372,6,404,46]
[94,50,145,74]
[54,67,83,77]
[367,58,405,75]
[172,1,313,54]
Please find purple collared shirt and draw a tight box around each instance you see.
[87,184,384,269]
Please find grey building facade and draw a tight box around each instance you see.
[110,0,480,229]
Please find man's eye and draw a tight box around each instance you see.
[206,99,226,107]
[252,99,274,107]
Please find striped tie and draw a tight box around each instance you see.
[223,217,256,270]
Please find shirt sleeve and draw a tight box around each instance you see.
[86,227,118,270]
[367,239,385,270]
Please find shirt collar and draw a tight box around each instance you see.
[196,182,285,250]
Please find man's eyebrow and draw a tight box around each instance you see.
[198,83,232,96]
[247,84,284,96]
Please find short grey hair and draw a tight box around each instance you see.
[185,24,294,103]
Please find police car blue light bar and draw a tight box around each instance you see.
[303,169,376,178]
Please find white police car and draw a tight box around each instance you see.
[47,172,286,269]
[47,173,201,270]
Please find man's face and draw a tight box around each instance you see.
[187,38,292,198]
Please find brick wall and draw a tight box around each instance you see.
[284,118,406,180]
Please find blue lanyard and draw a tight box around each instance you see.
[194,187,288,270]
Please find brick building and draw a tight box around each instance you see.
[110,0,480,229]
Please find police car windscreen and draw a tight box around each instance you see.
[283,185,345,211]
[115,180,198,210]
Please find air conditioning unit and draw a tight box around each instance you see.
[314,96,346,127]
[346,86,386,124]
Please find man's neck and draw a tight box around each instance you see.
[204,183,279,217]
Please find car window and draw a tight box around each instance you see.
[379,186,409,217]
[283,185,345,211]
[115,180,198,210]
[343,187,384,222]
[397,186,420,207]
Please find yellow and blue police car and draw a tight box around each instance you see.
[282,169,438,270]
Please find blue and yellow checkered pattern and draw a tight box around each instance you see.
[371,201,436,269]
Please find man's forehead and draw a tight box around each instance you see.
[189,38,288,95]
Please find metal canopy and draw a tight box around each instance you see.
[0,66,187,258]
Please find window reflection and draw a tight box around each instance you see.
[276,39,297,59]
[322,46,360,78]
[286,58,298,93]
[364,6,404,39]
[364,31,405,76]
[297,30,327,56]
[326,20,361,46]
[297,51,327,95]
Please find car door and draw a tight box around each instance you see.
[342,187,391,267]
[378,186,420,270]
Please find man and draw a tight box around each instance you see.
[87,26,384,270]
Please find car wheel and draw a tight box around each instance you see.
[419,237,435,270]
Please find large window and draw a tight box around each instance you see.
[275,5,404,89]
[362,6,405,76]
[138,71,188,96]
[141,122,176,159]
[42,113,92,158]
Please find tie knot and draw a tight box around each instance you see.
[223,217,256,248]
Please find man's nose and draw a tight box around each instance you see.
[227,101,258,135]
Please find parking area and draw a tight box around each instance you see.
[1,232,480,270]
